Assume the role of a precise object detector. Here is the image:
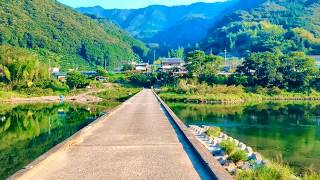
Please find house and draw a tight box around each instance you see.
[135,63,149,72]
[159,58,186,73]
[53,72,67,82]
[310,55,320,67]
[80,71,99,77]
[161,58,185,68]
[51,67,60,74]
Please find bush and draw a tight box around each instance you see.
[220,140,236,154]
[255,86,269,94]
[48,80,69,92]
[206,127,221,138]
[303,172,320,180]
[122,64,135,71]
[67,71,89,89]
[228,150,248,163]
[268,87,283,95]
[236,163,292,180]
[129,73,157,87]
[175,79,244,95]
[19,87,54,96]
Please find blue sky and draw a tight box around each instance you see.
[58,0,223,9]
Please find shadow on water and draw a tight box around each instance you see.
[159,105,214,180]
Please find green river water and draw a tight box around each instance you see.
[169,102,320,174]
[0,103,106,179]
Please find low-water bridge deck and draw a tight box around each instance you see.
[11,89,231,180]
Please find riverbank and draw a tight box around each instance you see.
[0,89,104,104]
[166,101,320,179]
[158,90,320,104]
[0,84,140,105]
[189,125,320,180]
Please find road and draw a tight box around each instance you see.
[13,89,208,180]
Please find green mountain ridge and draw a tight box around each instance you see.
[204,0,320,56]
[0,0,149,70]
[77,1,239,49]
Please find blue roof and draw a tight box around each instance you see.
[53,72,67,76]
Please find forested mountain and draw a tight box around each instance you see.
[0,0,149,70]
[204,0,320,56]
[78,0,320,57]
[77,1,238,48]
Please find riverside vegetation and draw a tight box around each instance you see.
[198,126,320,180]
[171,102,320,179]
[158,50,320,104]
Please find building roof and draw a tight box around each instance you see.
[136,63,149,66]
[53,72,67,76]
[161,58,184,63]
[310,55,320,59]
[80,71,98,76]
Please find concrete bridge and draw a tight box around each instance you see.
[11,89,232,180]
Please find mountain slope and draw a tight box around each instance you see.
[77,2,238,48]
[204,0,320,56]
[0,0,149,70]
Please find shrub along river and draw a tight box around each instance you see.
[0,103,107,179]
[169,102,320,174]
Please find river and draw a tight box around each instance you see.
[169,102,320,174]
[0,103,107,179]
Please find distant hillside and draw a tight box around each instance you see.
[77,1,238,48]
[0,0,149,70]
[204,0,320,56]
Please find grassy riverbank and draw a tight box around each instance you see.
[158,81,320,104]
[93,85,141,109]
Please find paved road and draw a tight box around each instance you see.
[15,89,203,180]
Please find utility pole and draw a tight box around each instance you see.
[224,48,227,66]
[104,58,106,70]
[48,58,51,77]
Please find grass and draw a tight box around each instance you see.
[95,85,141,102]
[206,127,221,138]
[0,91,25,100]
[220,140,237,154]
[228,150,248,163]
[158,80,320,104]
[302,172,320,180]
[236,162,292,180]
[158,90,320,104]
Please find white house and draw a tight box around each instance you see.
[135,63,149,71]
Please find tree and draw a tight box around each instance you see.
[122,64,135,71]
[168,48,184,58]
[96,66,107,76]
[0,45,49,83]
[280,52,318,90]
[186,50,206,77]
[67,71,89,89]
[237,52,283,87]
[198,55,224,84]
[129,73,157,87]
[236,51,318,90]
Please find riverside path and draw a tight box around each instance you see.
[11,89,215,180]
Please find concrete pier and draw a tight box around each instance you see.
[11,89,222,180]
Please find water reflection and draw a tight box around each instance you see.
[0,103,104,179]
[169,102,320,173]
